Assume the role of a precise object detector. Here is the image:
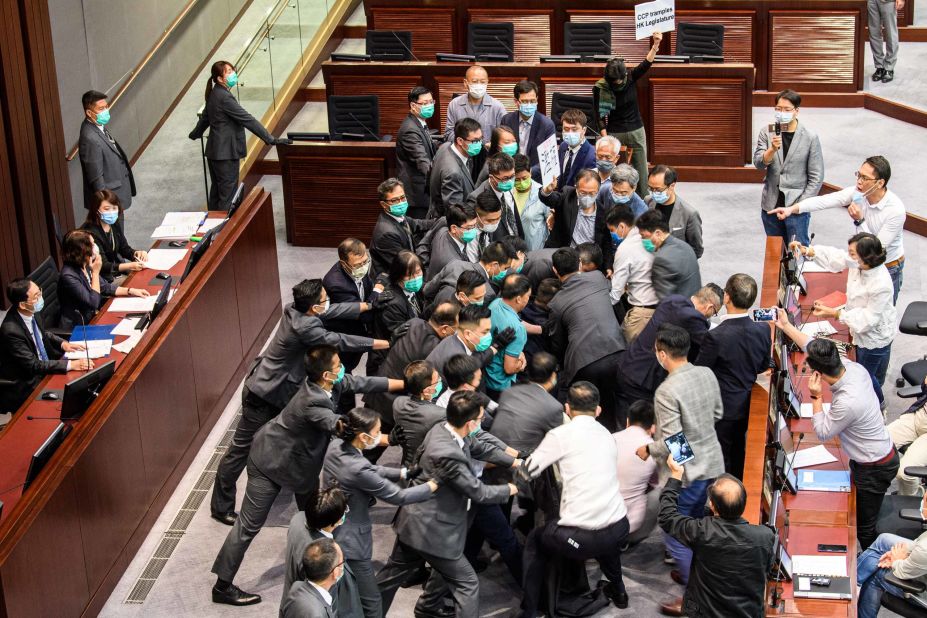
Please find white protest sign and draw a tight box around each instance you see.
[537,134,559,188]
[635,0,675,40]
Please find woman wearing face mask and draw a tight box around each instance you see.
[58,230,150,330]
[789,233,896,407]
[369,251,425,374]
[511,154,549,251]
[476,126,519,185]
[593,32,663,198]
[322,407,438,618]
[81,190,148,284]
[189,60,289,210]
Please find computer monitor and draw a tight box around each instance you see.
[23,422,72,490]
[783,284,802,327]
[135,277,172,331]
[227,183,245,218]
[179,219,227,283]
[60,360,116,421]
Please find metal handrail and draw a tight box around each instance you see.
[233,0,295,76]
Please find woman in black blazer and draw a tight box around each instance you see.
[80,190,147,283]
[368,250,424,375]
[57,230,149,330]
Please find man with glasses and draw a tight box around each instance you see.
[371,177,436,276]
[541,169,615,273]
[398,86,439,218]
[467,153,524,247]
[772,155,906,302]
[281,538,346,617]
[429,118,483,218]
[644,164,704,259]
[599,163,648,217]
[754,89,824,247]
[500,80,555,168]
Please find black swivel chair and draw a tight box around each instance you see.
[882,572,927,616]
[676,22,725,59]
[563,22,611,57]
[27,256,70,336]
[896,302,927,393]
[365,30,414,61]
[327,95,391,141]
[468,22,514,61]
[550,92,595,140]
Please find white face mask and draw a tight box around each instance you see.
[315,299,330,314]
[362,432,381,450]
[468,83,487,99]
[480,221,499,234]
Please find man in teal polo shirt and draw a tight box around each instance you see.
[486,273,531,399]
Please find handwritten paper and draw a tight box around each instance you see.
[635,0,675,40]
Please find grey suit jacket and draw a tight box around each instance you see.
[428,142,476,218]
[753,122,824,212]
[78,119,134,210]
[394,423,512,559]
[324,439,433,560]
[246,303,373,410]
[644,195,704,258]
[425,333,494,378]
[393,396,448,467]
[425,227,468,281]
[190,85,274,160]
[521,248,557,291]
[649,363,724,485]
[397,113,436,212]
[280,581,335,618]
[422,259,496,306]
[546,271,626,384]
[490,383,563,453]
[651,236,702,300]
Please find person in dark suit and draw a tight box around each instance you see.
[376,391,517,618]
[500,80,556,169]
[636,210,702,300]
[521,278,560,362]
[210,279,387,524]
[489,352,563,456]
[369,250,425,376]
[393,361,448,468]
[552,108,596,190]
[475,125,519,185]
[324,408,438,618]
[78,90,135,210]
[0,278,91,412]
[466,153,525,243]
[644,165,705,258]
[423,204,478,281]
[425,302,514,381]
[695,275,773,480]
[211,345,401,606]
[281,538,343,618]
[520,247,557,293]
[545,247,626,430]
[423,241,514,307]
[188,60,289,210]
[57,230,149,330]
[397,86,438,219]
[541,169,615,273]
[80,190,147,283]
[370,178,436,276]
[428,118,482,218]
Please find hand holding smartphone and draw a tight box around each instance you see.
[664,431,695,465]
[753,307,778,322]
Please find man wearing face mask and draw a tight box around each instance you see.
[467,153,524,245]
[645,165,703,258]
[542,169,615,273]
[371,178,436,276]
[78,90,136,211]
[500,80,556,168]
[636,210,702,300]
[592,135,622,194]
[423,204,479,281]
[607,206,658,341]
[552,108,596,190]
[429,118,483,218]
[771,155,906,303]
[464,190,505,262]
[485,274,531,399]
[426,303,516,383]
[424,241,515,306]
[599,164,648,217]
[454,270,488,307]
[443,65,507,145]
[393,361,449,468]
[397,87,439,219]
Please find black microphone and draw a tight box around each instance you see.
[0,482,25,495]
[774,121,782,136]
[391,31,419,61]
[791,232,816,292]
[347,113,381,141]
[27,415,63,421]
[74,310,92,371]
[710,39,724,55]
[493,36,514,59]
[777,432,804,495]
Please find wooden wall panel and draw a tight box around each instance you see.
[435,75,522,134]
[769,12,858,91]
[466,10,553,61]
[566,12,653,62]
[233,202,281,349]
[370,8,456,61]
[669,11,755,64]
[329,75,423,136]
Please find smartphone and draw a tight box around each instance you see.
[817,544,847,553]
[753,307,778,322]
[664,431,695,465]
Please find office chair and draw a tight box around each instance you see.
[896,302,927,393]
[327,95,391,141]
[564,22,611,57]
[550,92,595,138]
[468,22,514,61]
[365,30,414,61]
[882,572,927,616]
[27,256,70,335]
[676,22,725,58]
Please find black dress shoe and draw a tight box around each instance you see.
[212,584,261,606]
[414,602,455,618]
[211,511,238,526]
[872,67,886,82]
[603,581,629,609]
[883,70,894,83]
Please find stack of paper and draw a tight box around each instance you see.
[113,331,144,354]
[110,317,142,336]
[791,555,847,577]
[799,259,830,274]
[65,339,112,359]
[799,402,832,418]
[790,444,839,469]
[197,218,227,233]
[107,290,174,313]
[143,248,188,271]
[151,212,205,239]
[799,321,838,337]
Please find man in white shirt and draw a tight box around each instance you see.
[607,206,657,343]
[613,400,659,545]
[771,155,906,302]
[281,538,342,618]
[521,381,631,615]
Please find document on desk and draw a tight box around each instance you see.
[798,259,830,274]
[197,218,226,234]
[113,331,144,354]
[107,290,174,313]
[110,317,142,336]
[790,444,839,469]
[65,339,112,359]
[791,554,847,577]
[143,248,188,271]
[151,224,197,240]
[799,320,838,337]
[799,402,832,418]
[160,211,205,226]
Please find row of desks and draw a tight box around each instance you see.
[0,188,281,617]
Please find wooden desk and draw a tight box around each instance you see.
[0,188,281,617]
[321,60,754,166]
[363,0,866,92]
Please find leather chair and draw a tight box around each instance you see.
[563,22,611,58]
[467,22,514,61]
[327,95,391,141]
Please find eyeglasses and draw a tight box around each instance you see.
[648,185,669,193]
[773,106,796,112]
[383,195,407,205]
[855,171,877,182]
[492,173,516,183]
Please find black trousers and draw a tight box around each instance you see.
[573,352,624,431]
[207,158,240,210]
[715,416,750,480]
[851,449,900,550]
[615,370,655,426]
[464,503,523,585]
[210,386,281,516]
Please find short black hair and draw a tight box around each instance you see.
[293,279,324,312]
[568,381,599,414]
[302,538,340,583]
[513,79,539,99]
[655,324,690,359]
[305,484,347,529]
[456,270,486,296]
[502,235,528,256]
[513,153,531,174]
[454,117,482,141]
[606,205,636,228]
[446,390,482,427]
[475,189,502,214]
[430,301,460,328]
[337,407,380,441]
[6,277,31,304]
[405,360,436,396]
[305,344,339,383]
[628,400,655,428]
[576,242,602,269]
[501,273,531,300]
[81,90,107,111]
[708,474,747,520]
[408,86,432,104]
[805,339,843,377]
[447,203,476,229]
[848,232,886,268]
[445,354,481,389]
[458,303,491,328]
[337,238,366,263]
[480,241,513,266]
[535,278,562,304]
[527,351,557,383]
[775,89,801,109]
[377,177,404,200]
[488,153,515,175]
[864,155,891,187]
[490,125,516,156]
[724,274,758,310]
[636,209,669,234]
[649,164,677,186]
[552,247,579,277]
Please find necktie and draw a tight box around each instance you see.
[31,318,48,361]
[401,220,413,248]
[356,279,365,300]
[103,127,116,144]
[503,193,517,234]
[562,149,575,184]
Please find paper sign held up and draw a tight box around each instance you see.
[537,134,560,188]
[635,0,675,40]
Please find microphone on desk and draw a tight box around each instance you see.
[74,310,92,371]
[391,31,419,61]
[493,36,515,60]
[26,416,63,421]
[347,112,382,141]
[0,482,25,495]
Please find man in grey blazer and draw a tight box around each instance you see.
[397,87,439,218]
[422,204,478,281]
[393,361,448,467]
[754,89,824,246]
[490,352,563,456]
[635,324,724,600]
[422,241,514,307]
[78,90,135,210]
[637,210,702,300]
[644,165,704,259]
[377,391,517,618]
[428,118,482,218]
[281,538,341,618]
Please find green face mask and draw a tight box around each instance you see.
[419,103,435,119]
[331,365,345,384]
[95,108,111,126]
[642,239,657,253]
[467,421,482,438]
[430,379,443,400]
[466,141,483,157]
[514,178,532,192]
[460,228,478,243]
[226,71,239,88]
[388,201,409,217]
[474,332,493,352]
[496,178,514,192]
[501,142,518,157]
[403,275,423,293]
[492,268,508,283]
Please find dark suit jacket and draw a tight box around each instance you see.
[370,212,434,277]
[57,263,117,330]
[396,113,436,214]
[619,294,710,392]
[424,227,467,281]
[500,111,556,169]
[428,142,476,218]
[557,141,596,189]
[280,581,335,618]
[425,334,494,379]
[521,248,557,292]
[465,180,525,241]
[652,236,702,300]
[78,119,135,210]
[321,262,373,338]
[422,259,496,307]
[0,311,68,411]
[540,187,615,273]
[695,316,772,421]
[394,422,512,560]
[81,221,137,282]
[490,383,562,453]
[189,85,274,160]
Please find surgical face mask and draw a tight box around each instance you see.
[578,194,596,210]
[519,102,537,117]
[596,159,615,174]
[562,131,581,147]
[315,299,331,314]
[491,267,508,283]
[334,566,344,583]
[388,201,409,217]
[650,191,669,204]
[495,177,515,192]
[501,142,518,157]
[472,331,492,352]
[225,71,239,88]
[460,228,478,243]
[655,352,666,371]
[331,364,346,384]
[611,231,623,246]
[428,379,443,400]
[611,192,631,205]
[468,83,487,99]
[348,261,370,280]
[642,238,657,253]
[479,219,499,234]
[461,295,484,306]
[403,275,424,293]
[466,140,483,157]
[29,296,45,313]
[100,211,119,225]
[847,258,860,269]
[362,432,381,450]
[95,108,111,126]
[418,103,435,119]
[514,178,532,192]
[467,421,482,438]
[775,111,794,124]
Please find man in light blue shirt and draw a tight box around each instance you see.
[485,273,530,398]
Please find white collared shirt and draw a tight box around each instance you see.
[443,422,465,448]
[610,227,657,307]
[452,143,470,166]
[308,581,333,606]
